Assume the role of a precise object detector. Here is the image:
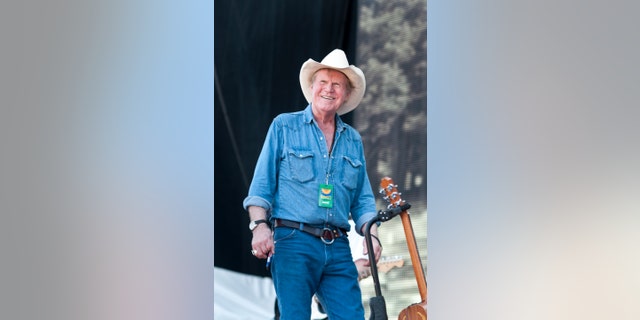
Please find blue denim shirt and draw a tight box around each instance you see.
[243,105,377,235]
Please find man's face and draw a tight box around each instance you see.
[310,69,351,115]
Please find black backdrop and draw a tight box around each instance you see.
[214,0,360,276]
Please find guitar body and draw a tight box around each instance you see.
[398,301,427,320]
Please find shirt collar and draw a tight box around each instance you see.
[303,104,346,132]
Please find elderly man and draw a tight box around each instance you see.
[243,49,382,319]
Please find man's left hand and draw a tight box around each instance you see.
[361,235,382,266]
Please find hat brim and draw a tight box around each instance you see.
[299,60,366,115]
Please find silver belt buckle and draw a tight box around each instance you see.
[321,228,335,245]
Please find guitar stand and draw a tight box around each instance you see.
[363,202,411,320]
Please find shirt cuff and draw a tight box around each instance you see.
[354,212,379,236]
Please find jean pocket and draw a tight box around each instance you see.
[273,227,297,243]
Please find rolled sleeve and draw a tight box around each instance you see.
[243,196,272,212]
[354,211,378,236]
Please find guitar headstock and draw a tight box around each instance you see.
[379,177,405,209]
[377,256,405,273]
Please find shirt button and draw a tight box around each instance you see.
[323,154,327,158]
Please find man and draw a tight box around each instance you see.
[243,49,382,319]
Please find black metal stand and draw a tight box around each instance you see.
[363,202,411,320]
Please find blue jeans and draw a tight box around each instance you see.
[271,226,364,320]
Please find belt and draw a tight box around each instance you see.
[273,218,347,245]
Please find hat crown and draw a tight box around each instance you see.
[319,49,351,69]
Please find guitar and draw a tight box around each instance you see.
[380,177,427,320]
[356,255,405,280]
[377,256,405,273]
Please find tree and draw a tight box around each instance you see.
[356,0,427,199]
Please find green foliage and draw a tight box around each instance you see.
[356,0,427,197]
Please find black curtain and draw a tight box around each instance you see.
[215,0,359,276]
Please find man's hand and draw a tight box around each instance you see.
[248,206,273,259]
[251,223,274,259]
[362,234,382,266]
[361,223,382,266]
[354,258,372,281]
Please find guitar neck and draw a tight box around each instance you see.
[400,210,428,302]
[379,177,427,304]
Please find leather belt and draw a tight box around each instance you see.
[273,218,346,245]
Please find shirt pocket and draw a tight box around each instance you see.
[341,155,362,190]
[286,150,315,183]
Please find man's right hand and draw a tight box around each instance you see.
[250,224,274,259]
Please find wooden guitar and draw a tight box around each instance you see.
[380,177,427,320]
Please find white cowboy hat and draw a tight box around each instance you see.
[299,49,366,115]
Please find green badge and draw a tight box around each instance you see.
[318,184,334,208]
